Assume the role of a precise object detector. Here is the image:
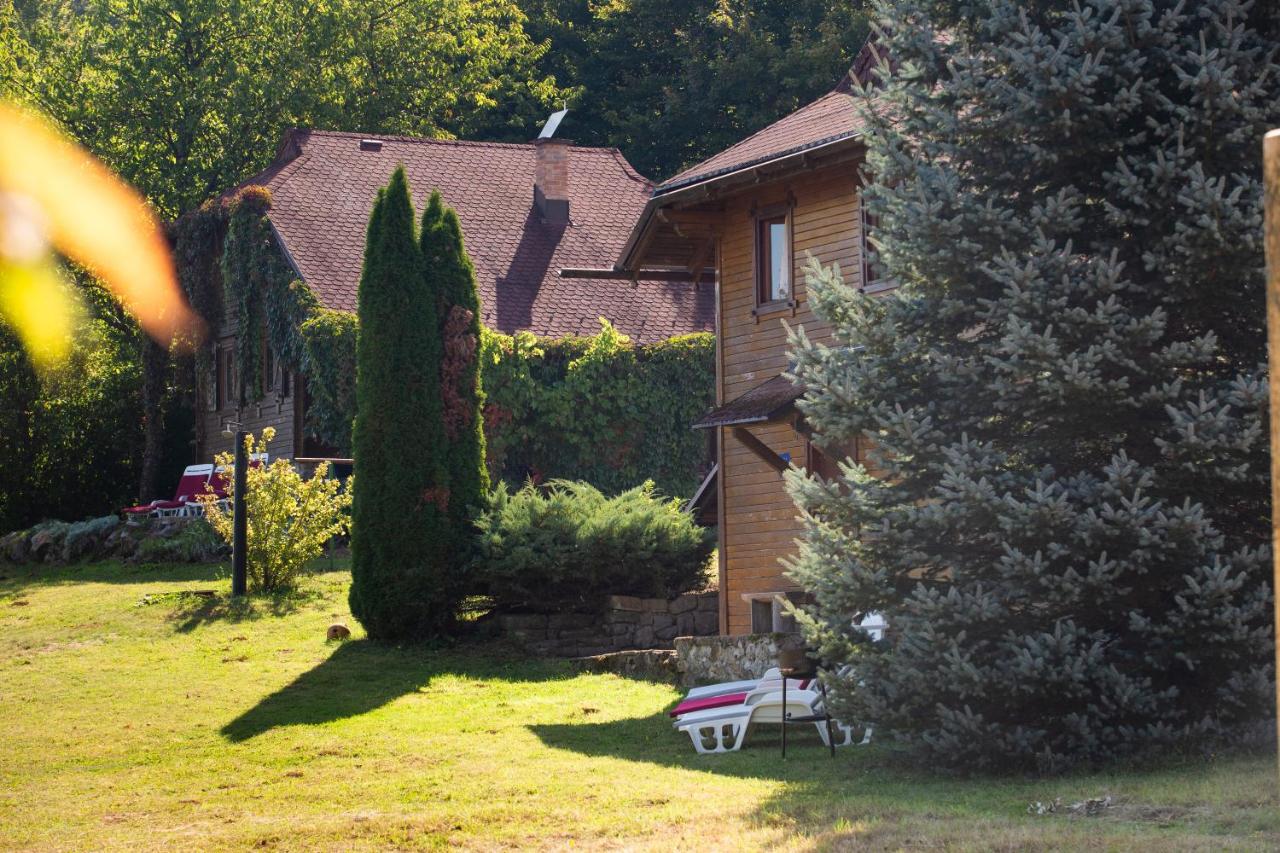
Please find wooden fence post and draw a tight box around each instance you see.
[1263,129,1280,762]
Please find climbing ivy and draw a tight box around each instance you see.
[174,188,716,494]
[175,186,347,448]
[482,321,715,497]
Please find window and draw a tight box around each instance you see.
[755,207,792,307]
[861,203,888,288]
[807,435,863,482]
[218,346,236,410]
[263,343,275,392]
[747,591,812,634]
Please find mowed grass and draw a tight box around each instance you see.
[0,560,1276,851]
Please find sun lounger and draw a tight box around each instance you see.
[122,464,214,521]
[674,684,869,754]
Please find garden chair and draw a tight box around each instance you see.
[183,454,267,517]
[674,682,869,754]
[121,464,214,521]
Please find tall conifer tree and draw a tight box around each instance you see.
[350,168,453,640]
[787,0,1277,770]
[421,191,489,577]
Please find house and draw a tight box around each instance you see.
[601,44,886,635]
[199,128,715,461]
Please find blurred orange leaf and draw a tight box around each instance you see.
[0,102,202,351]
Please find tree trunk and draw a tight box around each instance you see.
[138,337,168,501]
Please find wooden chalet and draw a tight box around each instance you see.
[593,43,887,635]
[200,129,715,461]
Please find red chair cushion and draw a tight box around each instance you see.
[670,692,749,717]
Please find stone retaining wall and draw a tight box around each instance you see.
[673,632,806,686]
[496,590,719,657]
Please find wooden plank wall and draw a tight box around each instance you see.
[716,166,864,634]
[197,308,299,463]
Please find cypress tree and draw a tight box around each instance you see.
[350,167,453,640]
[421,191,489,574]
[787,0,1277,771]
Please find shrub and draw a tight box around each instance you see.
[202,428,351,592]
[349,168,455,640]
[133,519,225,564]
[471,479,713,612]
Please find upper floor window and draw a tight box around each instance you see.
[861,203,888,289]
[755,204,792,308]
[263,341,276,393]
[217,346,236,410]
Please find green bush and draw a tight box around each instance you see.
[133,519,225,564]
[482,323,715,497]
[203,429,351,591]
[471,479,713,612]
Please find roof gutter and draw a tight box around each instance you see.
[615,131,865,272]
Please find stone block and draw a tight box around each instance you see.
[499,613,549,631]
[547,613,594,631]
[697,592,720,612]
[651,612,675,631]
[694,611,718,635]
[605,610,640,625]
[669,594,698,615]
[675,613,697,636]
[606,595,644,612]
[641,598,669,613]
[634,626,655,648]
[654,625,679,643]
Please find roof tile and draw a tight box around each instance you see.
[244,130,714,343]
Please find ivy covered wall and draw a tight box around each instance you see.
[482,323,714,498]
[172,186,716,498]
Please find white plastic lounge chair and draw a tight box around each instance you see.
[675,684,870,754]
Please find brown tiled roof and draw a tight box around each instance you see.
[240,130,714,343]
[692,374,802,429]
[657,88,863,193]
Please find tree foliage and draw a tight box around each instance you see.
[521,0,872,178]
[349,167,454,640]
[0,291,147,532]
[786,0,1277,771]
[2,0,565,217]
[421,191,490,558]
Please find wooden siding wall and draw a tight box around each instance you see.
[197,308,299,463]
[716,166,864,635]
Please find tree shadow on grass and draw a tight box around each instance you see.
[163,589,313,633]
[222,640,578,742]
[529,709,877,783]
[0,559,228,589]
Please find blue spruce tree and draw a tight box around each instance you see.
[787,0,1278,770]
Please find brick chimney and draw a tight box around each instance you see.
[534,137,571,224]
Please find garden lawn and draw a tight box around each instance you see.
[0,560,1276,852]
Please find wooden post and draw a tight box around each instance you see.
[1264,129,1280,759]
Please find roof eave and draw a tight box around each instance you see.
[616,132,865,272]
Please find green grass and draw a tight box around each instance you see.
[0,559,1275,851]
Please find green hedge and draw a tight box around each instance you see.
[482,322,715,498]
[470,479,714,613]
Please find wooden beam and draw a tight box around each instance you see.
[1262,128,1280,761]
[732,426,789,475]
[558,267,714,283]
[657,209,723,227]
[687,234,716,278]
